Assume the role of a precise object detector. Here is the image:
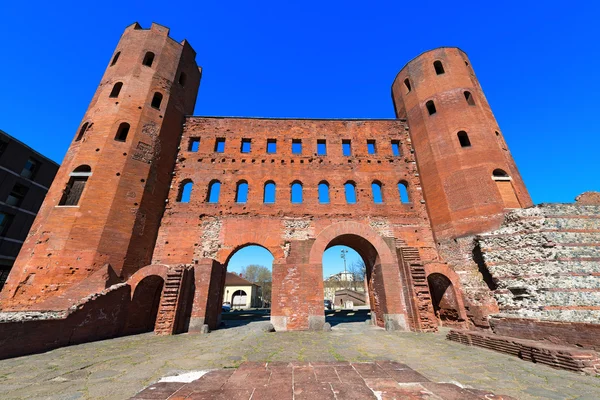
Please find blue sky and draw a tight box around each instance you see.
[1,1,598,205]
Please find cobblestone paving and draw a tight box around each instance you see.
[0,320,599,399]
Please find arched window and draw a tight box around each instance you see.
[264,181,276,204]
[318,181,330,204]
[207,180,221,203]
[59,165,92,206]
[109,82,123,98]
[457,131,471,147]
[371,181,383,204]
[110,52,120,66]
[75,122,89,142]
[492,169,520,208]
[492,169,509,178]
[291,181,303,203]
[151,92,163,110]
[235,181,248,203]
[404,78,411,92]
[344,181,357,204]
[114,123,130,142]
[464,91,475,106]
[177,180,193,203]
[178,72,187,86]
[142,52,155,67]
[398,181,410,203]
[434,60,445,75]
[426,100,436,115]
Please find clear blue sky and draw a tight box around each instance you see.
[1,1,598,204]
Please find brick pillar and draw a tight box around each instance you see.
[188,259,224,332]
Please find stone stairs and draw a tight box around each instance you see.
[399,247,437,332]
[154,266,185,335]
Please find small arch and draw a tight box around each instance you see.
[142,52,155,67]
[177,180,193,203]
[114,122,130,142]
[235,180,249,203]
[264,181,276,203]
[178,72,187,86]
[371,181,383,204]
[398,181,410,203]
[125,275,164,334]
[110,51,120,66]
[75,122,89,142]
[433,60,445,75]
[73,165,92,173]
[109,82,123,98]
[457,131,471,148]
[404,78,411,92]
[492,169,520,208]
[492,169,510,178]
[464,91,475,106]
[426,100,436,115]
[344,181,357,204]
[207,180,221,203]
[151,92,163,110]
[318,181,330,204]
[427,273,464,327]
[231,289,248,308]
[291,181,303,203]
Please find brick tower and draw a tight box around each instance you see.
[392,47,532,242]
[0,23,200,309]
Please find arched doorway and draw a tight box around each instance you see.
[126,275,164,334]
[231,290,248,308]
[427,273,464,327]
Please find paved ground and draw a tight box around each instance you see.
[1,314,599,399]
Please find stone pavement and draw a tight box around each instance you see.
[132,361,516,399]
[0,319,599,399]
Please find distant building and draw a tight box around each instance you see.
[0,130,59,289]
[222,272,262,309]
[324,272,365,302]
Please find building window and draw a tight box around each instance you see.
[59,165,91,206]
[291,181,303,203]
[457,131,471,147]
[0,212,14,236]
[207,180,221,203]
[426,100,436,115]
[6,183,28,207]
[151,92,163,109]
[188,138,200,152]
[398,181,410,203]
[464,91,475,106]
[264,181,276,203]
[367,140,376,155]
[404,78,411,92]
[111,52,121,66]
[0,140,7,156]
[178,72,187,86]
[109,82,123,98]
[391,140,401,156]
[344,181,357,204]
[371,181,383,204]
[241,139,251,153]
[215,138,225,153]
[114,123,130,142]
[267,139,277,154]
[235,181,249,203]
[143,52,155,67]
[492,169,520,208]
[177,180,193,203]
[318,181,330,204]
[342,140,351,156]
[292,139,302,154]
[317,140,327,156]
[75,122,89,142]
[20,158,39,180]
[434,60,445,75]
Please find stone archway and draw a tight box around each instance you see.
[427,273,465,327]
[125,275,164,334]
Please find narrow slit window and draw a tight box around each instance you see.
[75,122,89,142]
[457,131,471,148]
[151,92,163,109]
[391,140,401,156]
[426,100,436,115]
[342,140,351,156]
[464,91,475,106]
[178,72,187,86]
[142,52,155,67]
[264,181,276,203]
[434,60,445,75]
[291,181,303,203]
[207,180,221,203]
[177,180,193,203]
[267,139,277,154]
[371,181,383,204]
[59,165,91,206]
[398,181,410,203]
[235,181,248,203]
[214,138,225,153]
[292,139,302,155]
[404,78,411,92]
[241,139,251,153]
[345,182,357,204]
[110,52,121,66]
[114,123,130,142]
[109,82,123,98]
[318,181,330,204]
[367,140,376,154]
[188,138,200,152]
[317,140,327,156]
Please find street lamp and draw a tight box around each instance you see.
[340,249,348,278]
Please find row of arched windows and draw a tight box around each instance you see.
[75,121,131,142]
[108,82,163,110]
[177,180,411,205]
[109,51,187,86]
[425,91,475,116]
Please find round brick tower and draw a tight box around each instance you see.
[392,47,532,242]
[0,23,201,308]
